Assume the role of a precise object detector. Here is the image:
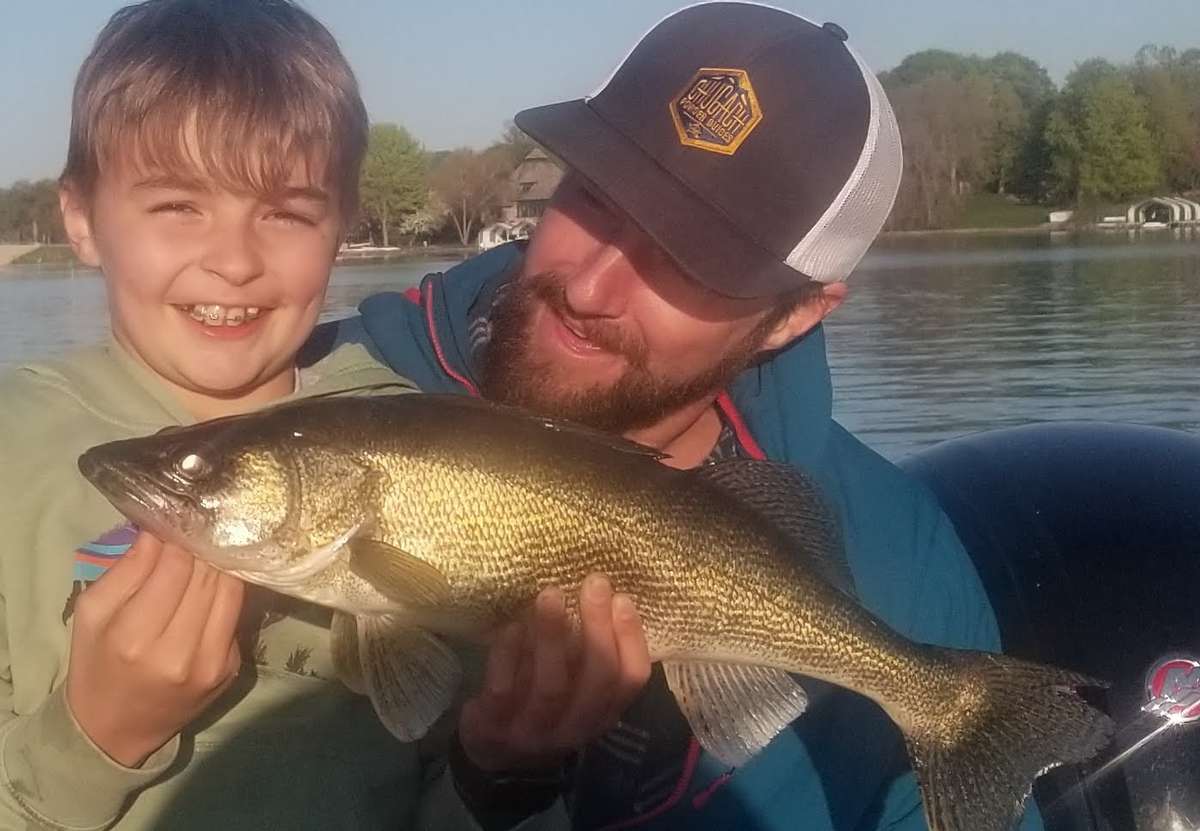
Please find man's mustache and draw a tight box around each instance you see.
[528,273,649,370]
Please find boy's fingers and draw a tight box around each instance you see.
[195,572,246,684]
[108,542,196,644]
[156,559,221,670]
[74,532,163,622]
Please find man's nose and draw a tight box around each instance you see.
[562,230,643,318]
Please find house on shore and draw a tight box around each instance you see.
[478,148,564,250]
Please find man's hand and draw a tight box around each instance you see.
[458,573,651,772]
[66,532,245,768]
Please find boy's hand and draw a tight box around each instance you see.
[458,574,652,772]
[66,532,245,768]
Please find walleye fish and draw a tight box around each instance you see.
[78,393,1113,831]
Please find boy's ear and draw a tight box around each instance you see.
[59,186,101,268]
[757,281,848,353]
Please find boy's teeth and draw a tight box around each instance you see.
[186,304,255,326]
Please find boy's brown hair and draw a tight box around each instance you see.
[62,0,368,221]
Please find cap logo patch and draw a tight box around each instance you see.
[670,68,762,156]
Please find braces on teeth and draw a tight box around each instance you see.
[185,304,262,327]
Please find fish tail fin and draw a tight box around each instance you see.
[904,650,1114,831]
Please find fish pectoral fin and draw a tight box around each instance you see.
[358,614,463,742]
[662,660,809,767]
[331,611,366,695]
[348,538,453,606]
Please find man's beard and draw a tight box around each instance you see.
[479,271,781,434]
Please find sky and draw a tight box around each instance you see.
[1,0,1197,187]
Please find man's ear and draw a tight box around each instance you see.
[59,185,101,268]
[758,281,848,353]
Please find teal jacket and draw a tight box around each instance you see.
[305,244,1043,831]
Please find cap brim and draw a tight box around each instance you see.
[515,100,809,299]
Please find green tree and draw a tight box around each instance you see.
[1045,61,1162,204]
[982,53,1057,198]
[1131,44,1200,191]
[984,52,1055,112]
[883,49,1057,201]
[359,123,427,248]
[881,49,981,87]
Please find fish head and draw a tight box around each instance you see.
[78,412,376,577]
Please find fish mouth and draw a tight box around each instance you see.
[79,449,195,541]
[77,449,241,566]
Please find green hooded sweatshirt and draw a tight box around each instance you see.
[0,340,564,831]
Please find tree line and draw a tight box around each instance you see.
[0,179,64,244]
[4,42,1197,243]
[354,122,535,248]
[883,44,1200,229]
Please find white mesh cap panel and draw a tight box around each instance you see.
[785,46,903,283]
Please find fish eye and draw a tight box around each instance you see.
[176,452,211,480]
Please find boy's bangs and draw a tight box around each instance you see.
[93,94,339,206]
[64,0,368,218]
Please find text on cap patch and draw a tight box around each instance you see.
[670,68,763,156]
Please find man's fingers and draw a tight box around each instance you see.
[515,586,571,734]
[477,621,524,722]
[604,593,652,724]
[458,699,509,771]
[555,574,620,741]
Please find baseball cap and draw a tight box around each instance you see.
[514,2,902,298]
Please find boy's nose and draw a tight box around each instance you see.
[200,218,265,285]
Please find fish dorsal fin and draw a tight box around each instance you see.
[349,538,454,606]
[662,660,809,766]
[417,394,668,460]
[357,614,462,741]
[694,460,857,597]
[330,610,367,695]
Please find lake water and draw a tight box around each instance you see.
[2,233,1197,461]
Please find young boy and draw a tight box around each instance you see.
[0,2,517,828]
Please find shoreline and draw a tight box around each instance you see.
[5,222,1196,271]
[880,225,1053,238]
[0,243,477,271]
[333,244,475,265]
